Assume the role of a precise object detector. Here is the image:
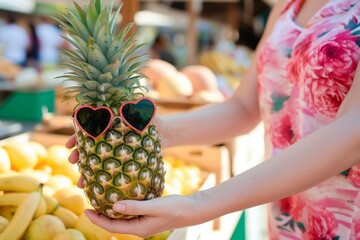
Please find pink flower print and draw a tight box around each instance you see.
[305,207,338,240]
[348,164,360,188]
[287,35,314,85]
[270,98,300,149]
[289,195,305,222]
[320,0,355,17]
[258,41,279,74]
[278,197,292,214]
[303,31,360,119]
[271,113,295,149]
[278,195,305,222]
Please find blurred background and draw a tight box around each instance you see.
[0,1,275,239]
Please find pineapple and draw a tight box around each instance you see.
[56,0,165,219]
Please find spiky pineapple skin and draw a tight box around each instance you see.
[74,118,165,219]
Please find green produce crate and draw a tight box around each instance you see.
[0,89,54,122]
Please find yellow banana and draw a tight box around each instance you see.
[0,206,16,221]
[0,216,9,233]
[0,192,46,218]
[53,206,78,228]
[34,196,47,218]
[0,191,41,240]
[43,194,60,214]
[0,193,28,206]
[0,175,42,192]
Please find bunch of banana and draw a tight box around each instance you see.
[0,174,80,239]
[0,175,43,239]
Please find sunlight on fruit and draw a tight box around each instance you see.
[0,147,11,174]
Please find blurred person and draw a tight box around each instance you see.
[36,17,64,68]
[150,34,176,66]
[0,16,30,66]
[26,22,40,70]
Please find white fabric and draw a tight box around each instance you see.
[0,23,30,65]
[36,23,63,66]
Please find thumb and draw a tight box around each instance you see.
[113,200,153,216]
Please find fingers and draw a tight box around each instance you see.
[84,209,141,235]
[77,176,84,188]
[68,149,79,164]
[65,134,76,148]
[112,196,178,217]
[113,200,153,216]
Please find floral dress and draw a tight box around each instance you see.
[257,0,360,239]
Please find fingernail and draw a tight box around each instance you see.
[114,203,125,212]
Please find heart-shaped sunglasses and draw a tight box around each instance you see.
[73,98,157,139]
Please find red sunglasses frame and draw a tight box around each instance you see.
[73,97,157,139]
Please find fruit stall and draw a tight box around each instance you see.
[0,0,269,239]
[0,128,238,240]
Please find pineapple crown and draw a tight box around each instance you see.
[56,0,149,113]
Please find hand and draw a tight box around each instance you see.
[84,194,193,238]
[66,134,84,188]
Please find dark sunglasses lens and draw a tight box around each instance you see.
[121,99,155,131]
[76,108,111,138]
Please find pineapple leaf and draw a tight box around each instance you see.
[60,75,89,84]
[98,72,113,82]
[96,22,112,54]
[118,56,148,76]
[60,63,87,78]
[84,80,99,91]
[106,22,134,60]
[86,1,99,34]
[93,11,107,41]
[86,92,98,99]
[109,35,141,64]
[120,43,148,64]
[105,0,114,23]
[102,58,120,77]
[52,15,74,33]
[109,2,122,34]
[63,34,87,58]
[110,72,134,86]
[67,11,92,41]
[58,48,85,61]
[79,61,102,79]
[86,37,109,70]
[72,1,88,24]
[97,83,113,93]
[94,0,103,14]
[97,93,113,101]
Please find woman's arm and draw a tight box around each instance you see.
[194,75,360,221]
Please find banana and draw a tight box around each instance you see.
[53,206,78,228]
[0,206,16,221]
[0,216,9,233]
[0,175,42,192]
[34,196,47,218]
[0,193,28,206]
[43,195,60,214]
[0,191,41,240]
[0,192,46,218]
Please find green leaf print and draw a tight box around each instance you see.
[351,30,360,36]
[341,168,351,177]
[332,236,340,240]
[345,17,360,31]
[318,31,329,38]
[356,38,360,47]
[297,222,306,232]
[271,94,290,113]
